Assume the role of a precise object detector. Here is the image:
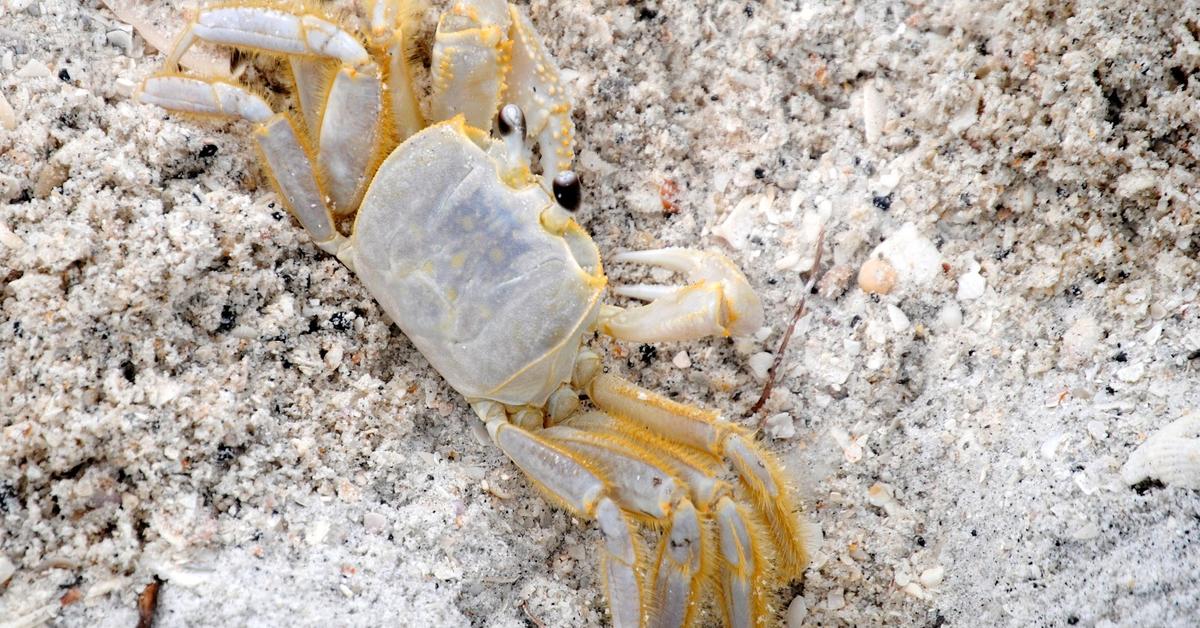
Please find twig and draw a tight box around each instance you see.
[136,577,164,628]
[748,227,826,422]
[520,600,547,628]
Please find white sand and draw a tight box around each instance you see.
[2,0,1199,626]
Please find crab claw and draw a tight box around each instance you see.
[599,248,764,342]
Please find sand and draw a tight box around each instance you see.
[2,0,1199,626]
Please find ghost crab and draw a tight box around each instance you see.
[136,0,812,625]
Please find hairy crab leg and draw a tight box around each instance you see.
[159,6,386,215]
[600,249,765,342]
[586,373,811,583]
[715,497,771,628]
[137,77,342,253]
[650,500,707,628]
[481,415,646,628]
[367,0,426,142]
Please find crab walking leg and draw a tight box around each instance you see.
[542,425,682,520]
[649,500,706,628]
[486,420,646,628]
[715,498,770,628]
[563,411,732,511]
[504,5,576,182]
[138,77,340,251]
[588,373,810,580]
[601,249,765,342]
[319,68,385,214]
[164,8,373,72]
[368,0,425,141]
[288,57,334,142]
[429,1,511,131]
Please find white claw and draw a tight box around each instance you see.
[602,248,763,341]
[612,284,683,302]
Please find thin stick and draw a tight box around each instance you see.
[136,577,164,628]
[520,600,547,628]
[748,227,826,422]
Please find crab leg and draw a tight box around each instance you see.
[485,419,646,628]
[162,6,386,215]
[715,497,770,628]
[587,373,810,582]
[600,249,765,342]
[164,8,373,71]
[138,77,341,252]
[368,0,425,141]
[649,500,707,628]
[319,68,385,214]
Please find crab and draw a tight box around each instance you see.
[136,1,813,625]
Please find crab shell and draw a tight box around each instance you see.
[344,118,605,406]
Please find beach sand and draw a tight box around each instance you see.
[2,0,1198,625]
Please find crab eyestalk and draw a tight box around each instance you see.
[541,170,581,234]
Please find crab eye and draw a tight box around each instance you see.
[553,171,581,211]
[498,104,526,140]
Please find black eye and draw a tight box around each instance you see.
[498,104,525,139]
[553,171,581,211]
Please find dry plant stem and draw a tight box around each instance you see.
[749,228,826,422]
[136,577,163,628]
[520,600,547,628]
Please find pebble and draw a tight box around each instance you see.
[1115,363,1144,383]
[363,512,386,532]
[0,555,13,582]
[863,79,886,144]
[748,352,774,380]
[785,595,808,627]
[1120,411,1200,489]
[858,258,897,294]
[919,565,945,587]
[825,588,845,611]
[765,413,795,439]
[818,263,854,298]
[0,91,15,130]
[305,519,331,546]
[872,223,942,286]
[106,25,134,55]
[672,350,691,369]
[16,58,51,79]
[957,271,986,300]
[886,304,910,332]
[936,302,962,330]
[1086,420,1108,441]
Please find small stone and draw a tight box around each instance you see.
[672,350,692,369]
[863,79,886,144]
[16,58,51,79]
[902,582,927,599]
[748,352,774,380]
[825,588,845,611]
[957,271,986,300]
[305,519,331,546]
[894,571,911,587]
[34,161,69,199]
[363,512,386,531]
[114,77,138,98]
[818,264,853,299]
[1115,363,1144,383]
[886,304,910,332]
[858,258,897,294]
[1086,420,1108,441]
[107,26,134,55]
[0,91,15,130]
[872,223,942,286]
[785,595,808,628]
[936,303,962,331]
[919,565,945,587]
[0,555,14,582]
[765,413,795,439]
